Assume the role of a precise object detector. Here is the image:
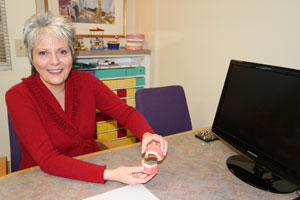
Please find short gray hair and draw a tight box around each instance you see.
[23,12,75,74]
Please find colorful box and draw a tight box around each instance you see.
[117,89,127,98]
[126,78,136,87]
[126,88,136,97]
[135,67,145,75]
[102,79,117,89]
[136,77,145,86]
[126,98,136,107]
[126,67,145,76]
[126,68,137,76]
[97,131,118,140]
[95,68,126,78]
[97,120,118,133]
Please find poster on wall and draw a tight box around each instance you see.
[45,0,126,37]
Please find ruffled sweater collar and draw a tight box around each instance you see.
[21,70,93,148]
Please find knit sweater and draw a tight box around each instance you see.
[5,69,154,183]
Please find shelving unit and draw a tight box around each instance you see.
[74,49,151,147]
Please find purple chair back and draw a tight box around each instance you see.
[136,85,192,136]
[8,113,22,172]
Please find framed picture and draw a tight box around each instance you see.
[44,0,127,38]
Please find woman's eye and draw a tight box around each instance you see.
[59,49,68,55]
[39,51,47,56]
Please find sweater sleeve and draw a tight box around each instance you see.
[89,74,154,140]
[6,87,106,183]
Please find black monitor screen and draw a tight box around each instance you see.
[212,60,300,193]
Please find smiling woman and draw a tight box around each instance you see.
[22,11,75,75]
[32,35,73,104]
[5,12,168,184]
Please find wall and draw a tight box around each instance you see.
[152,0,300,129]
[135,0,159,85]
[0,0,35,165]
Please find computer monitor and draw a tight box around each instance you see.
[212,60,300,193]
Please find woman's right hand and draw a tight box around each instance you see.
[103,166,156,185]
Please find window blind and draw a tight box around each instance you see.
[0,0,11,70]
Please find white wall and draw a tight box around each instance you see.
[0,0,35,164]
[135,0,159,85]
[154,0,300,129]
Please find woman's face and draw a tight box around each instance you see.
[32,35,73,90]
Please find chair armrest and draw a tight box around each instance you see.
[96,139,116,150]
[0,157,7,176]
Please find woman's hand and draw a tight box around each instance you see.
[104,166,156,185]
[141,132,168,160]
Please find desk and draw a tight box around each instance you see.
[0,128,297,199]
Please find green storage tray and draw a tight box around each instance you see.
[135,67,145,75]
[95,68,127,78]
[126,67,145,76]
[126,68,137,76]
[136,77,145,86]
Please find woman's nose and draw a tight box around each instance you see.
[49,53,59,65]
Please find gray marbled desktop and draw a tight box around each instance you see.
[0,129,297,200]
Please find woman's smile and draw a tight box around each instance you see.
[47,68,64,74]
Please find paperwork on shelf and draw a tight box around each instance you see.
[84,184,159,200]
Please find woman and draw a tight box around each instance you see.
[6,12,167,184]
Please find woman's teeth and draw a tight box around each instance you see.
[48,69,63,73]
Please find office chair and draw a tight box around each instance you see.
[135,85,192,136]
[7,113,22,172]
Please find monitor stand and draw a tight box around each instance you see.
[226,155,298,193]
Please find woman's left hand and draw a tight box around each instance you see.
[141,132,168,160]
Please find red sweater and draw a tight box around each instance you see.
[5,70,154,183]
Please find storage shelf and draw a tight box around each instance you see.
[75,50,150,147]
